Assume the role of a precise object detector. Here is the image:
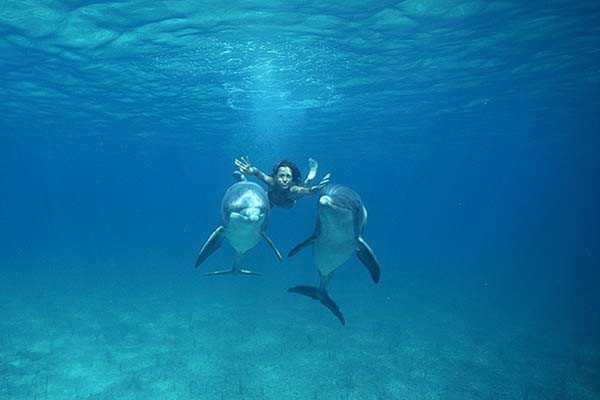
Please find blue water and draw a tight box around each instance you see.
[1,1,599,399]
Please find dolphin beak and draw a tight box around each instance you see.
[319,195,333,206]
[243,207,263,222]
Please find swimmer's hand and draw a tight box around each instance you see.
[306,158,318,182]
[311,173,330,191]
[234,156,257,175]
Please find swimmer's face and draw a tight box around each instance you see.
[275,166,293,189]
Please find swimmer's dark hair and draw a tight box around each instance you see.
[272,160,302,184]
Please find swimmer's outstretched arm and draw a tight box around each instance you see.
[292,173,331,195]
[234,156,274,186]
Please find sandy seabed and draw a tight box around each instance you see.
[0,276,598,400]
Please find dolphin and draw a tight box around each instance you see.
[287,184,380,325]
[194,180,282,275]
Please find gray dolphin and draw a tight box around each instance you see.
[195,181,282,275]
[288,184,380,325]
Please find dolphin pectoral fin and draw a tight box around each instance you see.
[261,232,283,262]
[195,226,226,267]
[288,235,316,258]
[356,237,381,283]
[288,286,346,326]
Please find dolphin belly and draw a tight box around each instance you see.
[225,215,264,254]
[314,208,356,275]
[314,238,355,276]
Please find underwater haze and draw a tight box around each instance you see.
[1,0,600,399]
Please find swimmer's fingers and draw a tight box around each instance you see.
[234,157,252,171]
[319,173,331,185]
[234,160,246,171]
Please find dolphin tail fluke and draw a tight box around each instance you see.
[195,226,226,267]
[288,286,346,325]
[202,252,261,276]
[202,269,236,276]
[288,235,316,258]
[356,237,381,283]
[261,232,283,262]
[319,290,346,326]
[238,268,262,275]
[202,268,261,276]
[288,285,320,299]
